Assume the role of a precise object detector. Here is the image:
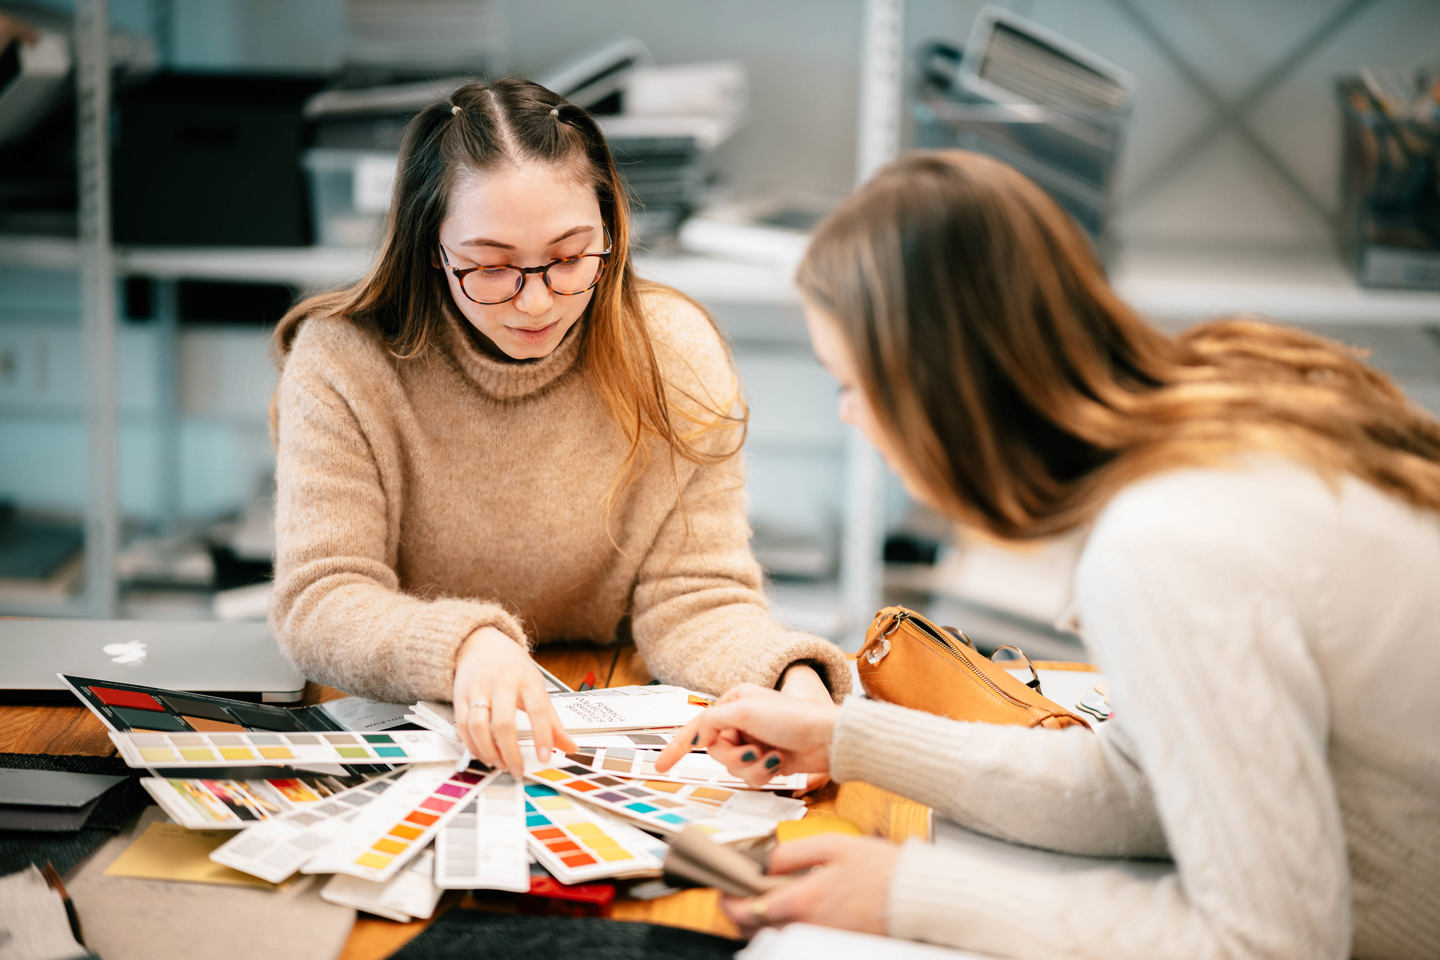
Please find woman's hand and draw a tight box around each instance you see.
[654,683,839,788]
[776,663,835,793]
[451,626,575,777]
[721,835,900,937]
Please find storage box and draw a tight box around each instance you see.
[112,74,324,246]
[302,148,397,249]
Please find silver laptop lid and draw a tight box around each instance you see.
[0,619,307,703]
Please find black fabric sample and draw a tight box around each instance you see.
[0,753,147,878]
[389,910,744,960]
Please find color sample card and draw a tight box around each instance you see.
[563,746,808,791]
[321,848,443,923]
[520,783,666,884]
[523,757,804,843]
[209,771,403,883]
[301,764,491,884]
[567,732,683,749]
[434,774,531,892]
[105,820,284,889]
[411,685,709,740]
[141,773,365,829]
[63,674,317,735]
[523,685,709,734]
[109,729,461,770]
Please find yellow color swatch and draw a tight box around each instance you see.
[775,814,863,843]
[105,822,280,889]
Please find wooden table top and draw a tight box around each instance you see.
[0,641,933,959]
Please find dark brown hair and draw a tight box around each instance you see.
[796,149,1440,538]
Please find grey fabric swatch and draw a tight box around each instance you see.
[66,808,356,960]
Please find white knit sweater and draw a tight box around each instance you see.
[831,458,1440,959]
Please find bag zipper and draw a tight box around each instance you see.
[878,609,1031,709]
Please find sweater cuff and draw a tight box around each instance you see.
[404,599,529,702]
[768,631,853,701]
[831,695,953,788]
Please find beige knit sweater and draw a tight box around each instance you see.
[269,287,850,704]
[832,459,1440,959]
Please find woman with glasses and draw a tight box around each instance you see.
[268,77,848,778]
[658,150,1440,958]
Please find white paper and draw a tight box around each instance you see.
[740,923,997,960]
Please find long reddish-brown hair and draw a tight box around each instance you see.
[271,77,743,496]
[797,149,1440,538]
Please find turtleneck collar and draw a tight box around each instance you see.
[437,304,586,401]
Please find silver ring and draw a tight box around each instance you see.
[469,698,490,711]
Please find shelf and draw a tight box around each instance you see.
[0,234,89,272]
[11,237,1429,328]
[634,253,801,306]
[1111,243,1440,329]
[0,236,804,306]
[0,239,374,289]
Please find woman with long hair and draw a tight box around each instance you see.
[269,77,848,777]
[659,149,1440,958]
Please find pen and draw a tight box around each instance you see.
[578,671,596,692]
[40,862,85,947]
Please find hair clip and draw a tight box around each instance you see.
[451,104,462,116]
[549,107,560,118]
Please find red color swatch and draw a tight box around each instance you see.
[88,686,165,711]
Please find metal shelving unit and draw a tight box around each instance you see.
[75,0,119,619]
[835,0,906,648]
[0,0,124,619]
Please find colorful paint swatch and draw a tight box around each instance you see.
[158,693,237,723]
[518,783,666,884]
[521,756,805,844]
[64,676,287,735]
[61,676,401,780]
[320,848,444,923]
[141,773,366,829]
[108,729,461,770]
[300,764,493,884]
[88,685,166,711]
[434,774,531,892]
[209,771,404,883]
[109,706,192,732]
[561,746,808,791]
[567,732,678,749]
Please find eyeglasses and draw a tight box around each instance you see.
[438,235,612,305]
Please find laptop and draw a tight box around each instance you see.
[0,619,307,704]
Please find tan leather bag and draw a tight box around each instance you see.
[857,605,1090,730]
